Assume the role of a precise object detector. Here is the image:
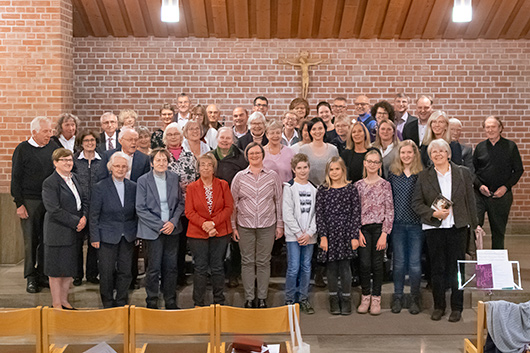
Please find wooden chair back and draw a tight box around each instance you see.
[464,301,486,353]
[130,305,215,353]
[41,306,129,353]
[215,304,299,353]
[0,306,42,353]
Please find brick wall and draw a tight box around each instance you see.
[72,37,530,228]
[0,0,73,192]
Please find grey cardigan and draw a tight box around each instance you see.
[282,179,317,244]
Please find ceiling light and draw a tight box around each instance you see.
[452,0,472,23]
[161,0,179,23]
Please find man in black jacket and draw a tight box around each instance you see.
[11,116,58,293]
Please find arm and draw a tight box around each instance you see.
[315,188,327,240]
[505,142,524,191]
[41,177,81,230]
[381,181,394,235]
[230,173,241,230]
[211,180,234,226]
[89,183,103,244]
[411,173,441,227]
[10,145,25,209]
[135,176,165,232]
[168,179,185,230]
[184,184,208,229]
[272,173,284,238]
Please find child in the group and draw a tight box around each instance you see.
[316,156,361,315]
[387,140,424,314]
[283,153,318,314]
[354,150,394,315]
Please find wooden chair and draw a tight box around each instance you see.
[215,304,299,353]
[464,301,486,353]
[0,306,42,353]
[41,306,129,353]
[129,305,215,353]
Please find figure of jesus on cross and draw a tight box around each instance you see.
[280,51,327,100]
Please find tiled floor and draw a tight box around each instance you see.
[1,234,529,352]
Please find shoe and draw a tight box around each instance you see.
[340,296,352,316]
[370,296,381,315]
[244,300,255,308]
[146,303,158,309]
[300,299,315,315]
[391,295,402,314]
[448,310,462,322]
[39,277,50,288]
[26,280,40,293]
[87,277,99,284]
[314,272,326,288]
[73,277,83,286]
[409,295,421,315]
[62,305,77,310]
[227,277,239,288]
[431,309,445,321]
[329,295,341,315]
[357,295,371,314]
[285,300,295,306]
[165,302,179,310]
[257,299,267,308]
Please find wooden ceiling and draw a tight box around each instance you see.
[72,0,530,39]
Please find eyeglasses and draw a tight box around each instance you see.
[333,105,346,109]
[83,138,96,143]
[58,158,73,163]
[355,103,369,106]
[187,127,201,132]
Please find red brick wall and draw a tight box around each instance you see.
[72,37,530,228]
[0,0,73,192]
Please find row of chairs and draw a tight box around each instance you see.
[0,304,299,353]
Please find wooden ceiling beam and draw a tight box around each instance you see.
[188,0,209,37]
[276,0,293,38]
[422,0,450,39]
[400,0,425,39]
[232,0,250,37]
[143,0,168,37]
[211,0,229,37]
[485,0,518,38]
[338,0,361,38]
[101,0,128,37]
[360,0,387,39]
[504,0,530,38]
[463,0,497,38]
[298,0,316,38]
[255,0,271,38]
[318,0,338,38]
[79,0,108,37]
[380,0,408,39]
[123,0,148,36]
[72,0,90,37]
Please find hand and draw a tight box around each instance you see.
[351,239,359,250]
[76,216,87,232]
[358,230,366,247]
[202,221,215,232]
[376,232,387,251]
[232,229,240,242]
[208,228,218,237]
[479,185,492,197]
[432,209,450,220]
[91,242,100,249]
[160,221,175,235]
[298,234,310,246]
[275,227,284,240]
[320,237,328,252]
[16,205,28,219]
[493,186,507,198]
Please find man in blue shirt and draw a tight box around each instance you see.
[355,95,376,142]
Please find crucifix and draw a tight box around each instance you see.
[279,51,327,100]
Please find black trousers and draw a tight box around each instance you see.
[98,237,134,308]
[476,190,513,250]
[20,199,46,281]
[358,223,385,296]
[226,240,241,280]
[188,235,230,306]
[177,217,189,282]
[424,226,467,312]
[326,259,352,296]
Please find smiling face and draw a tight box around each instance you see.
[429,146,449,169]
[250,119,265,136]
[293,161,310,181]
[137,133,150,149]
[416,97,433,123]
[364,153,382,175]
[318,105,332,124]
[81,134,97,152]
[334,120,350,139]
[207,105,220,124]
[293,104,307,119]
[177,96,190,115]
[375,107,389,126]
[110,156,129,180]
[53,155,74,175]
[399,144,415,167]
[199,159,214,179]
[186,122,201,142]
[484,117,502,142]
[266,128,282,145]
[232,108,248,128]
[310,121,326,142]
[160,109,174,126]
[431,116,448,139]
[61,119,76,140]
[393,97,409,114]
[378,122,395,144]
[32,120,53,146]
[165,127,183,148]
[354,95,370,116]
[246,145,264,167]
[328,162,344,183]
[351,124,366,145]
[332,99,347,116]
[282,113,298,131]
[253,98,269,115]
[217,129,233,150]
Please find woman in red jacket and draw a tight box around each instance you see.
[185,152,234,307]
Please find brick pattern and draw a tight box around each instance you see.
[0,0,73,192]
[72,37,530,225]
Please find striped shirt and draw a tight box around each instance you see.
[231,166,283,229]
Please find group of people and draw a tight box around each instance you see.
[11,92,523,323]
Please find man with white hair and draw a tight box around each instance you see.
[98,112,121,153]
[11,116,59,293]
[97,127,151,182]
[236,111,269,151]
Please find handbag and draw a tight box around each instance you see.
[288,304,310,353]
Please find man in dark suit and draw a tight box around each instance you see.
[97,127,151,182]
[393,93,417,141]
[90,152,138,308]
[11,116,58,293]
[402,95,433,146]
[97,112,121,154]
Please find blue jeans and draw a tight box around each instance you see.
[391,223,423,297]
[285,241,314,302]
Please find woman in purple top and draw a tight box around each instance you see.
[316,156,361,316]
[354,149,394,316]
[263,120,295,183]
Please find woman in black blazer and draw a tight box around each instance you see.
[90,151,137,308]
[412,139,478,323]
[42,148,87,309]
